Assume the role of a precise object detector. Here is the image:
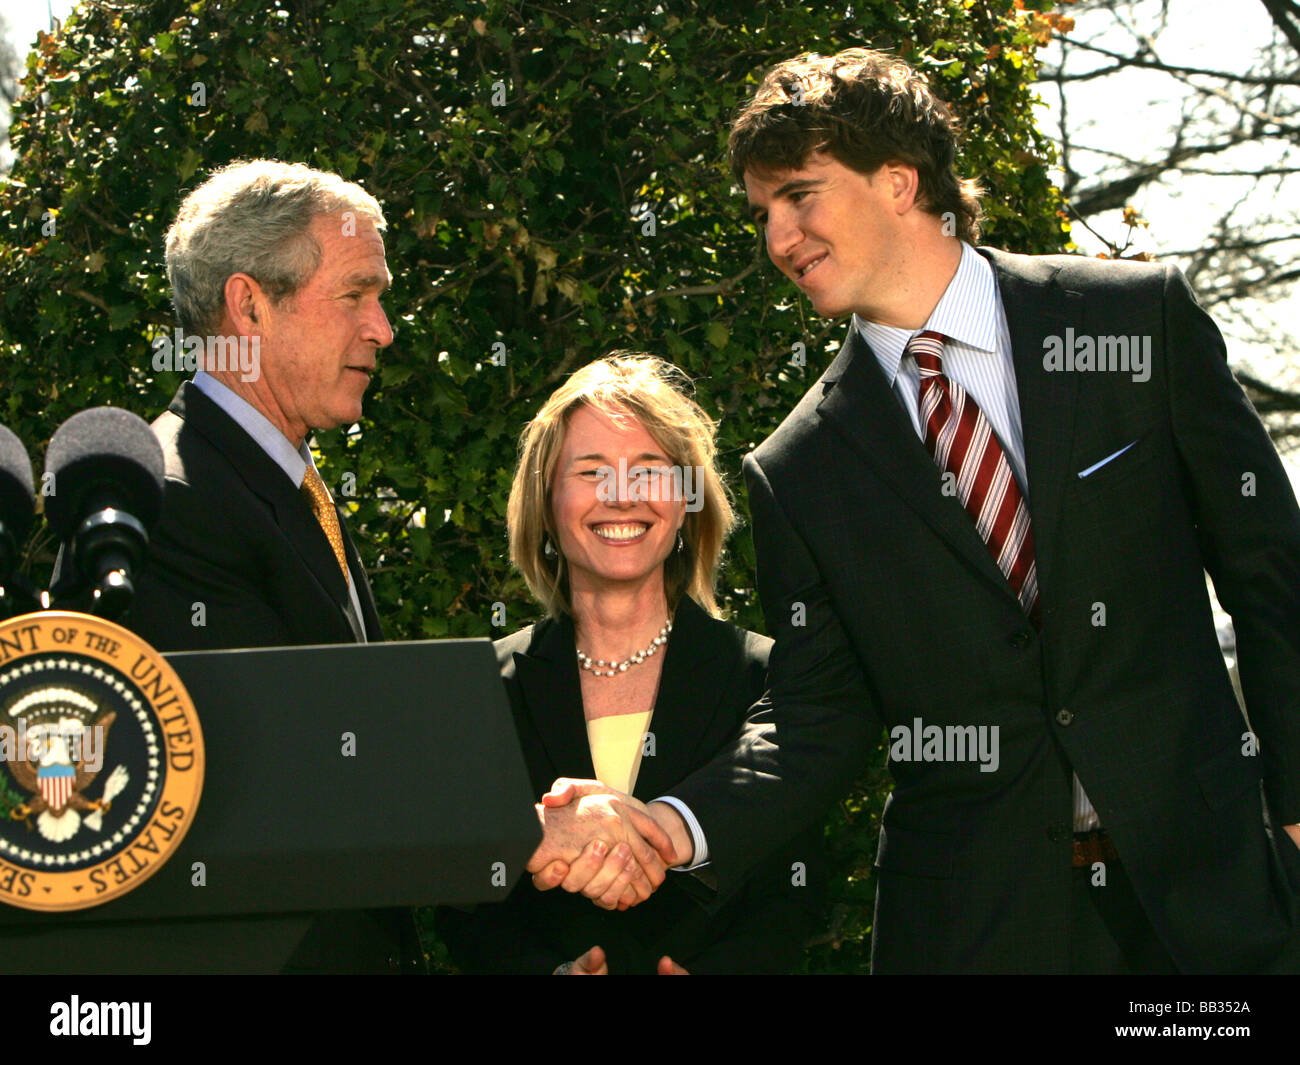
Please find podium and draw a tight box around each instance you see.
[0,637,540,973]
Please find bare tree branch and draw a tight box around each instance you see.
[1260,0,1300,58]
[1038,0,1300,429]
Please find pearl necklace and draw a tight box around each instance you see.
[576,618,673,677]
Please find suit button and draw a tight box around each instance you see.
[1007,629,1033,649]
[1047,822,1071,842]
[387,953,401,972]
[1056,708,1073,726]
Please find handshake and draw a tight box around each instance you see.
[525,778,695,911]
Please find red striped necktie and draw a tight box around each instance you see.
[908,330,1040,624]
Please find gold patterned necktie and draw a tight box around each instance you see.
[301,463,351,583]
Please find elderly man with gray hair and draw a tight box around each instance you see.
[119,159,418,972]
[129,158,392,651]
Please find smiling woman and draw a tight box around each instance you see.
[550,404,686,615]
[434,354,824,974]
[507,353,731,621]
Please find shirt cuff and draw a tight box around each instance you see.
[651,796,709,869]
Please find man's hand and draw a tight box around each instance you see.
[526,781,676,910]
[554,945,608,975]
[657,955,689,975]
[538,837,653,910]
[1285,824,1300,851]
[543,779,694,865]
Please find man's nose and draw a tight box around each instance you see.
[764,207,800,264]
[367,301,395,349]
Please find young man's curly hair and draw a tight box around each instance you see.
[729,48,984,244]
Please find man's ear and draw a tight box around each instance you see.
[883,162,920,214]
[223,272,264,334]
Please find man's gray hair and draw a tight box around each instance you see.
[164,159,386,334]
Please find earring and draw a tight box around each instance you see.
[544,536,556,558]
[676,530,684,553]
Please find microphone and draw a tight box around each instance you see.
[44,407,165,620]
[0,424,38,618]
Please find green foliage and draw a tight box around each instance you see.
[0,765,26,820]
[0,0,1066,973]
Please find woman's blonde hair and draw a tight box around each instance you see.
[506,353,734,618]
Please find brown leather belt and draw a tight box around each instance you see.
[1072,829,1120,867]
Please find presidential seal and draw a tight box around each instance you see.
[0,612,203,911]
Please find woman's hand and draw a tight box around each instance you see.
[555,945,608,975]
[529,779,680,910]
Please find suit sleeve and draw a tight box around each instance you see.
[1164,265,1300,822]
[672,631,826,972]
[669,454,878,902]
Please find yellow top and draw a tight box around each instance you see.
[585,710,654,795]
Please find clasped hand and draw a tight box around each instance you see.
[526,779,679,910]
[554,945,689,975]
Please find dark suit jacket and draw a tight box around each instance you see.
[81,381,412,973]
[670,248,1300,973]
[436,596,823,974]
[124,381,382,650]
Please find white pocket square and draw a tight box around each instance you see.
[1078,440,1138,479]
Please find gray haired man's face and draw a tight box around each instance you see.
[255,212,393,443]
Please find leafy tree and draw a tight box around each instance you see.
[0,0,1065,972]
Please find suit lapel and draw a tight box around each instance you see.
[981,248,1082,601]
[814,250,1085,610]
[511,615,597,783]
[507,599,732,798]
[338,518,383,640]
[171,382,362,629]
[633,597,729,801]
[816,327,1014,602]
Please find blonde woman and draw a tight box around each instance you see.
[436,354,821,974]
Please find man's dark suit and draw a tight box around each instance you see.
[436,596,822,974]
[125,381,381,650]
[115,380,414,973]
[671,248,1300,973]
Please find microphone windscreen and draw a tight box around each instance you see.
[44,407,165,539]
[0,424,35,543]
